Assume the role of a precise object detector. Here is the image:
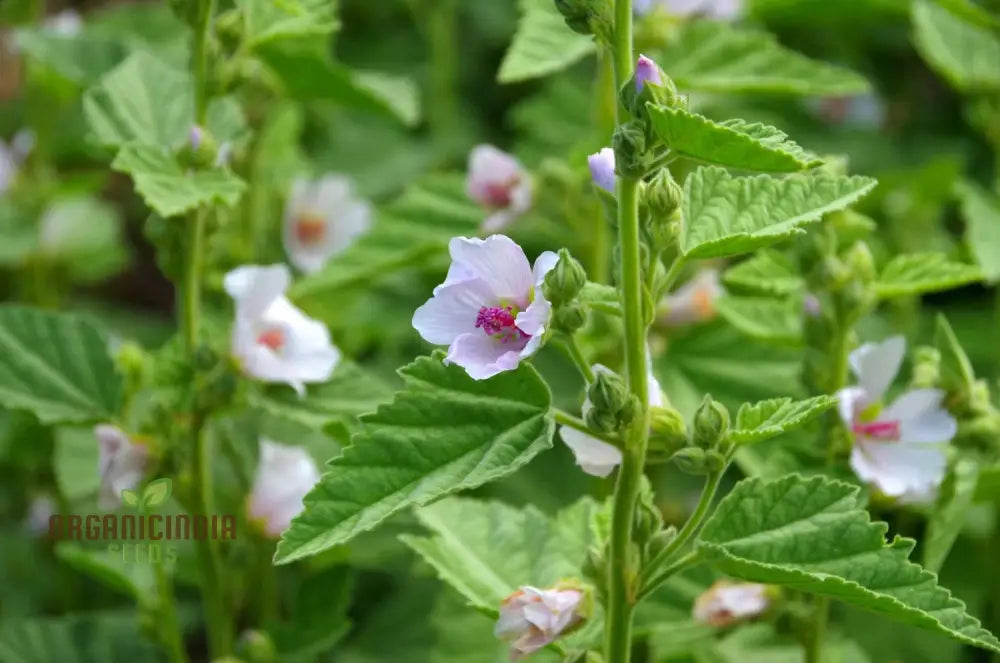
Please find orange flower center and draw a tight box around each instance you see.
[256,328,286,351]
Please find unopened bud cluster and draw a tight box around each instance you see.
[585,369,639,433]
[543,248,589,334]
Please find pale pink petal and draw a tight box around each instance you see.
[848,336,905,403]
[851,440,946,500]
[413,279,495,345]
[448,236,534,302]
[883,389,957,444]
[248,439,320,538]
[445,332,522,380]
[514,297,550,339]
[467,145,522,202]
[531,251,560,286]
[560,427,622,477]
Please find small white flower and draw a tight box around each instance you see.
[95,424,149,510]
[45,9,83,37]
[659,268,723,327]
[693,581,770,626]
[494,586,584,660]
[587,147,616,193]
[466,145,532,232]
[560,365,665,477]
[247,439,320,538]
[412,235,557,380]
[225,264,341,394]
[837,336,957,502]
[636,0,742,19]
[283,175,372,274]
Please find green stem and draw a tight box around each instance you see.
[153,556,189,663]
[427,0,459,145]
[553,409,621,445]
[638,469,723,589]
[658,254,687,299]
[807,597,829,663]
[560,335,596,383]
[637,550,702,602]
[181,210,206,350]
[192,0,216,124]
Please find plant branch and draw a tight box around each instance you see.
[559,334,595,383]
[637,550,702,602]
[553,408,621,445]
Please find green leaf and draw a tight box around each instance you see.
[274,355,554,564]
[714,295,802,344]
[83,51,193,149]
[54,427,101,501]
[54,544,155,599]
[111,145,246,218]
[37,196,128,284]
[698,474,1000,654]
[955,181,1000,283]
[912,0,1000,92]
[875,253,982,297]
[290,173,481,305]
[255,39,420,126]
[0,614,163,663]
[141,478,172,508]
[401,497,595,612]
[240,0,338,46]
[250,361,393,432]
[923,458,979,573]
[14,28,126,86]
[680,167,877,259]
[731,396,837,444]
[0,307,122,424]
[647,107,821,173]
[120,489,140,507]
[578,281,622,316]
[497,0,595,84]
[723,250,804,296]
[658,22,870,95]
[934,314,976,394]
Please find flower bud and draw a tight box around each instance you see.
[237,630,277,663]
[552,302,587,334]
[844,241,876,285]
[645,169,683,219]
[648,405,688,455]
[693,394,730,450]
[588,369,632,424]
[588,147,616,193]
[182,125,221,169]
[543,248,588,306]
[644,526,678,561]
[612,121,652,179]
[671,447,710,475]
[634,487,664,545]
[635,54,662,91]
[553,0,612,37]
[910,346,941,389]
[620,55,686,120]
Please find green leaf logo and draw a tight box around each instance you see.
[142,478,172,509]
[121,489,140,507]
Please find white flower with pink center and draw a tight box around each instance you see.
[560,365,665,477]
[247,439,320,538]
[693,581,770,626]
[225,264,341,395]
[466,145,532,232]
[412,235,557,380]
[283,175,372,274]
[494,586,584,660]
[837,336,957,502]
[659,268,723,327]
[95,424,149,510]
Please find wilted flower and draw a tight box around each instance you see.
[635,54,663,92]
[837,336,957,502]
[693,581,770,626]
[412,235,557,380]
[587,147,616,193]
[659,268,723,326]
[224,264,341,394]
[466,145,532,232]
[635,0,742,19]
[95,424,150,510]
[283,175,372,274]
[247,439,320,538]
[560,365,665,477]
[494,586,585,660]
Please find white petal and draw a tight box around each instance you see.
[848,336,905,402]
[560,427,622,477]
[532,251,560,286]
[514,296,550,339]
[448,236,534,302]
[648,369,665,408]
[883,389,957,444]
[836,386,869,427]
[224,265,291,318]
[249,439,320,538]
[445,332,522,380]
[850,439,947,499]
[413,278,495,345]
[467,145,522,196]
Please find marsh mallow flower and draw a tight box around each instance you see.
[95,424,149,510]
[837,336,956,502]
[466,145,532,232]
[693,581,770,626]
[283,175,372,274]
[247,439,320,538]
[560,365,665,477]
[412,235,557,380]
[494,586,585,660]
[587,147,616,193]
[225,264,341,394]
[659,268,723,327]
[635,55,663,92]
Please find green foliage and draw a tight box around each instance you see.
[875,253,982,297]
[498,0,595,84]
[923,458,979,573]
[955,181,1000,283]
[239,0,339,47]
[934,314,977,394]
[54,426,101,500]
[0,307,122,424]
[680,167,877,259]
[54,544,156,599]
[912,0,1000,92]
[647,107,821,172]
[714,295,802,344]
[722,250,803,296]
[698,474,1000,653]
[658,22,870,95]
[0,614,163,663]
[402,497,596,612]
[274,355,554,564]
[731,396,837,444]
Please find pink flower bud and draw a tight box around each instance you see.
[587,147,616,193]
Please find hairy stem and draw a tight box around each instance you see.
[560,335,596,383]
[553,409,621,445]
